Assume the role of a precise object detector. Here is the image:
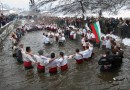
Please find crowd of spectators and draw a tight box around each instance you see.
[40,16,130,38]
[0,13,17,28]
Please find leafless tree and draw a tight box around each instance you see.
[35,0,129,17]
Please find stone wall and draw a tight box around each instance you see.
[0,21,14,43]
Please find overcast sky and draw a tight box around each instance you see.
[1,0,29,10]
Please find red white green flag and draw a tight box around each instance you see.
[90,21,101,43]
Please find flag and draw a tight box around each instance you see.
[90,21,101,43]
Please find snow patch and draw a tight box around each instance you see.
[122,38,130,46]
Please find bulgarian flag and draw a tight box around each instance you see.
[90,21,101,43]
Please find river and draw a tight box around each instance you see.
[0,20,130,90]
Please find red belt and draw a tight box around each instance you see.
[76,59,84,64]
[70,35,74,39]
[49,67,57,73]
[24,61,32,67]
[37,63,45,70]
[60,64,68,71]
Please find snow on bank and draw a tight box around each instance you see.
[105,34,130,46]
[101,33,120,41]
[101,33,130,46]
[122,38,130,46]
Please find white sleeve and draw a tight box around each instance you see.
[56,59,62,67]
[44,58,50,65]
[33,55,40,62]
[28,55,36,63]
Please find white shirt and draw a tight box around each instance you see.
[58,29,62,33]
[74,53,83,60]
[87,33,91,40]
[62,36,66,41]
[55,33,59,37]
[70,31,74,35]
[82,41,87,47]
[57,56,68,67]
[44,37,50,44]
[91,33,95,39]
[80,49,91,58]
[34,55,49,66]
[23,53,35,63]
[106,39,111,49]
[81,38,85,45]
[46,59,58,68]
[59,35,63,41]
[88,46,93,57]
[102,39,106,45]
[73,33,76,39]
[43,35,46,43]
[83,29,86,34]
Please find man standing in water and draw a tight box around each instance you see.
[72,49,84,64]
[23,47,36,70]
[57,52,69,71]
[33,50,55,73]
[16,44,24,64]
[46,53,58,74]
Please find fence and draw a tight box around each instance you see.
[0,21,14,43]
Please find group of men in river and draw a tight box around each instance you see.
[10,21,124,73]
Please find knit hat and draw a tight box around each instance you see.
[38,50,43,55]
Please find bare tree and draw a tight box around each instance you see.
[35,0,129,17]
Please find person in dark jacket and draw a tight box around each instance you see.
[16,44,24,64]
[98,50,112,71]
[122,21,129,38]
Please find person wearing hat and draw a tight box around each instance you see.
[34,50,54,73]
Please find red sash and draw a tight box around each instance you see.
[70,35,74,39]
[24,61,32,67]
[76,59,84,64]
[61,64,68,71]
[49,67,57,73]
[37,63,45,70]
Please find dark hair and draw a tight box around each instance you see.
[60,52,64,57]
[86,46,89,49]
[51,53,55,58]
[76,49,79,53]
[85,39,88,42]
[26,47,31,52]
